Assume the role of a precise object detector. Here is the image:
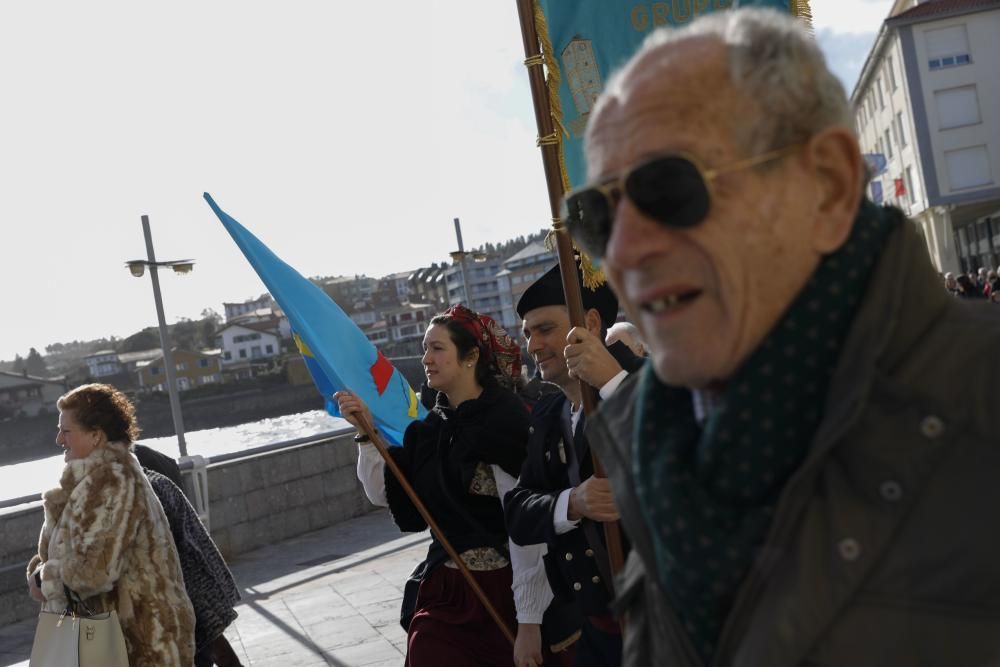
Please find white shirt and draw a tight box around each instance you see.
[552,369,628,535]
[356,444,553,624]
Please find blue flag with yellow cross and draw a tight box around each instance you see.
[204,193,424,445]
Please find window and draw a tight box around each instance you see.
[265,344,274,354]
[944,145,992,191]
[905,166,916,204]
[884,130,893,159]
[176,362,186,371]
[876,78,885,109]
[934,85,981,130]
[925,24,971,70]
[896,112,907,147]
[251,346,262,358]
[887,56,897,90]
[239,349,247,359]
[223,351,231,361]
[150,366,160,375]
[199,358,209,368]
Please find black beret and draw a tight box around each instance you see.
[516,263,619,329]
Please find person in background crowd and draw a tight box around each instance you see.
[984,269,998,299]
[564,8,1000,666]
[605,321,648,358]
[976,267,988,291]
[26,383,195,665]
[505,264,644,667]
[956,273,984,299]
[943,271,961,296]
[335,305,553,667]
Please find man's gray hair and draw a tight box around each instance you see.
[598,8,851,155]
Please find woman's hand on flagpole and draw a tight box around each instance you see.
[333,389,373,431]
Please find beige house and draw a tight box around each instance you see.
[135,349,222,392]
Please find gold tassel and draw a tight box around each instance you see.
[579,253,606,289]
[532,0,606,288]
[791,0,813,32]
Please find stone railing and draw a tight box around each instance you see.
[0,428,373,628]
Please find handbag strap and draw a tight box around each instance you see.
[63,585,95,616]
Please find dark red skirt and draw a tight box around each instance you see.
[406,564,517,667]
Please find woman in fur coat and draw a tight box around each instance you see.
[26,383,196,666]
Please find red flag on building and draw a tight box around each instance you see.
[894,178,906,197]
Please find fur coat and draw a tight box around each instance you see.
[27,440,196,666]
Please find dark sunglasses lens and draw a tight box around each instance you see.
[564,188,612,257]
[626,156,710,228]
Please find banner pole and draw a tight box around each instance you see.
[514,0,626,581]
[355,413,516,646]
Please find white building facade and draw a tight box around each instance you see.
[852,0,1000,273]
[84,350,121,378]
[216,323,281,366]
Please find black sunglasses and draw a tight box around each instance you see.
[562,146,798,259]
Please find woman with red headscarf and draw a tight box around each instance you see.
[335,305,554,667]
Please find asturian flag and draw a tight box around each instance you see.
[204,193,424,445]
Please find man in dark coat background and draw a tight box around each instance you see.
[504,264,642,667]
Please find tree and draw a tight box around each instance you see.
[118,329,160,353]
[25,348,47,376]
[11,354,25,373]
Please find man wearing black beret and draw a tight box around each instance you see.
[503,263,642,667]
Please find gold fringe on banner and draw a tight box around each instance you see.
[531,0,606,289]
[790,0,813,31]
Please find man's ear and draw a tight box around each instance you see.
[585,308,604,336]
[803,126,864,254]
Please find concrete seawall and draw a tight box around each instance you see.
[0,429,374,628]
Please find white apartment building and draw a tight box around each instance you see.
[852,0,1000,273]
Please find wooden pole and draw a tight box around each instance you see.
[354,413,516,645]
[513,0,626,578]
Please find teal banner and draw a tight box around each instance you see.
[536,0,795,189]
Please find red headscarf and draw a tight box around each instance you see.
[440,304,521,384]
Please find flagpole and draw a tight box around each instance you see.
[514,0,626,581]
[354,413,516,646]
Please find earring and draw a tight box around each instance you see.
[467,363,473,368]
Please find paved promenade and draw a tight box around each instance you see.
[0,509,428,666]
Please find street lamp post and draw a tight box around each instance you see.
[126,215,194,458]
[449,217,488,308]
[452,218,472,305]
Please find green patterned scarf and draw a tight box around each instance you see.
[632,201,898,662]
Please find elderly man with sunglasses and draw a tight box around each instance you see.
[567,8,1000,667]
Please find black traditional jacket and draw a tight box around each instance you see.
[386,381,530,566]
[504,342,641,616]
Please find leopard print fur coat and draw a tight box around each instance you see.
[27,440,196,666]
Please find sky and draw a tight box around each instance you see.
[0,0,895,363]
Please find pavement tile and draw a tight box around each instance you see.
[322,637,403,666]
[306,614,383,651]
[0,509,428,667]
